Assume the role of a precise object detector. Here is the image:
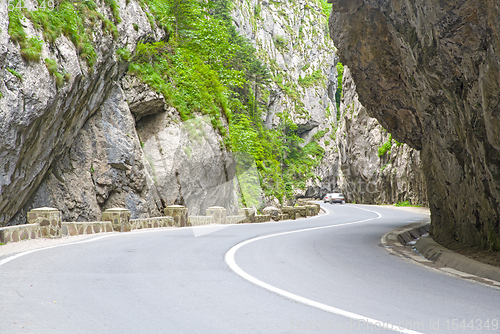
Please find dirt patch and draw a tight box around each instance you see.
[435,235,500,269]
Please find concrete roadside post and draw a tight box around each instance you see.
[27,207,62,238]
[164,205,189,227]
[102,208,131,232]
[206,206,227,224]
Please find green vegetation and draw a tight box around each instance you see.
[104,0,121,23]
[7,68,23,81]
[298,69,324,88]
[378,134,394,157]
[44,58,58,75]
[378,134,401,157]
[335,62,344,116]
[9,0,120,68]
[377,140,392,157]
[116,48,131,62]
[128,0,325,204]
[395,200,420,207]
[273,35,287,50]
[20,37,43,61]
[44,58,70,87]
[313,128,329,140]
[254,2,261,18]
[317,0,331,18]
[6,0,327,205]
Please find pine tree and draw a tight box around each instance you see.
[167,0,199,41]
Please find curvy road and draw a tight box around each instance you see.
[1,204,499,334]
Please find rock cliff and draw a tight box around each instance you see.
[1,0,240,224]
[232,0,340,199]
[329,0,500,249]
[0,0,160,225]
[337,67,427,205]
[1,0,340,224]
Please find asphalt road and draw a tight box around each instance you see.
[1,204,499,334]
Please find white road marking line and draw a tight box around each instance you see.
[225,207,426,334]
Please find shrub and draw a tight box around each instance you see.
[395,200,420,207]
[273,35,287,50]
[377,141,392,157]
[45,58,58,75]
[54,72,65,87]
[116,48,131,61]
[298,69,324,87]
[8,10,26,44]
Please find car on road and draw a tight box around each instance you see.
[323,193,333,203]
[328,193,345,204]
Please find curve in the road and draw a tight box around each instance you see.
[225,206,425,334]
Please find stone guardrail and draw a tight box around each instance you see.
[63,221,113,236]
[131,217,175,230]
[0,202,321,245]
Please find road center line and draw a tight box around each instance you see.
[225,206,426,334]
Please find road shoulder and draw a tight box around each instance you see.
[381,220,500,289]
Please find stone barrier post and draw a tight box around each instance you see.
[295,206,307,218]
[238,208,256,223]
[164,205,188,227]
[262,207,281,221]
[206,206,227,224]
[305,205,318,217]
[102,208,131,232]
[282,206,296,220]
[27,207,62,238]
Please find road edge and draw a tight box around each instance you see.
[382,223,500,289]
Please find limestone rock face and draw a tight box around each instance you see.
[232,0,340,198]
[8,85,162,225]
[121,75,167,121]
[137,114,239,216]
[0,0,162,225]
[337,67,427,206]
[330,0,500,249]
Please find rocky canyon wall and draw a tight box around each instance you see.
[337,67,427,206]
[329,0,500,249]
[232,0,340,200]
[1,0,240,225]
[1,0,339,225]
[0,0,159,225]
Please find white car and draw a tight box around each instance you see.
[324,193,334,203]
[328,193,345,204]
